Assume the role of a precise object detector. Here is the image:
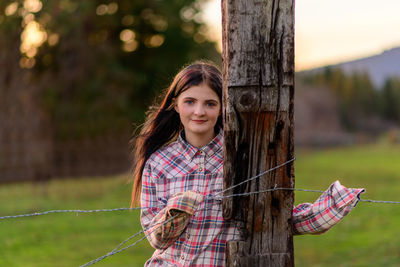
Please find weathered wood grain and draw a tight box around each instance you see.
[221,0,295,266]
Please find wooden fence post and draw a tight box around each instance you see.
[221,0,295,266]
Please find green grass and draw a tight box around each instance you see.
[1,143,400,266]
[0,176,153,266]
[294,144,400,267]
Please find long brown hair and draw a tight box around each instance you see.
[131,60,223,206]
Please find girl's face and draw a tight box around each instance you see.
[174,83,221,146]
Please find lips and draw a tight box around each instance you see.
[192,119,207,123]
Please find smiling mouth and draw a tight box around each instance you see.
[192,120,207,123]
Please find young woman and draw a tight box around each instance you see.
[131,61,364,266]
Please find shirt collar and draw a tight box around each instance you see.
[177,129,223,161]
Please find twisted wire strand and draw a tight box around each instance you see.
[0,160,295,221]
[221,187,324,198]
[215,157,296,197]
[359,199,400,204]
[0,207,144,220]
[0,163,399,267]
[79,187,400,266]
[80,214,178,267]
[2,156,400,222]
[223,188,400,204]
[110,229,145,254]
[0,159,398,267]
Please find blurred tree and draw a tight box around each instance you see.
[381,77,400,123]
[298,67,398,134]
[2,0,220,140]
[0,1,53,182]
[342,72,377,130]
[0,0,221,180]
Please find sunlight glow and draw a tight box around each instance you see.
[180,6,196,22]
[120,29,138,52]
[5,2,19,16]
[19,57,36,69]
[24,0,42,13]
[107,3,118,15]
[20,20,47,58]
[48,33,59,46]
[96,4,108,16]
[203,0,400,71]
[23,13,35,25]
[120,29,135,42]
[199,0,222,50]
[122,41,138,52]
[144,34,165,48]
[96,3,118,16]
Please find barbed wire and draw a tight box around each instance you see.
[1,156,400,222]
[2,187,399,222]
[79,186,400,266]
[0,207,143,220]
[221,186,323,198]
[2,158,400,266]
[80,213,179,267]
[79,200,225,267]
[110,229,145,254]
[359,198,400,204]
[0,159,293,221]
[215,158,296,197]
[223,187,400,204]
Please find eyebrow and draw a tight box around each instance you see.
[182,97,219,102]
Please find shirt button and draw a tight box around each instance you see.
[199,150,203,154]
[198,167,203,171]
[181,255,185,260]
[186,233,190,239]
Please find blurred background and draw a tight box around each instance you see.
[0,0,220,183]
[1,0,399,266]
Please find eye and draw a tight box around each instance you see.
[206,102,217,107]
[184,99,194,105]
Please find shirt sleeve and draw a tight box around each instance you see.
[292,180,365,235]
[140,160,204,250]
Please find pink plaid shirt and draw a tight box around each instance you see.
[140,130,364,266]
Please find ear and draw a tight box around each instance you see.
[172,98,179,113]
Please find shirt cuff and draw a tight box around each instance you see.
[166,191,205,215]
[293,180,365,235]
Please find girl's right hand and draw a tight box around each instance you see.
[167,191,205,216]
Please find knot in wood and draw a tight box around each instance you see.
[237,90,258,111]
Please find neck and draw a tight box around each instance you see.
[185,131,216,148]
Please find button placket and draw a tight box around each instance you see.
[198,150,205,172]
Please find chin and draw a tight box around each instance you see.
[188,126,213,135]
[190,129,211,135]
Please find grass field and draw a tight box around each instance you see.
[1,143,400,266]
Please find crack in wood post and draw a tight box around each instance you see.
[222,0,295,266]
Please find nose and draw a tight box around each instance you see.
[194,103,206,115]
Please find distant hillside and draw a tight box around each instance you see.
[302,47,400,88]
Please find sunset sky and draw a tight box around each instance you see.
[203,0,400,71]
